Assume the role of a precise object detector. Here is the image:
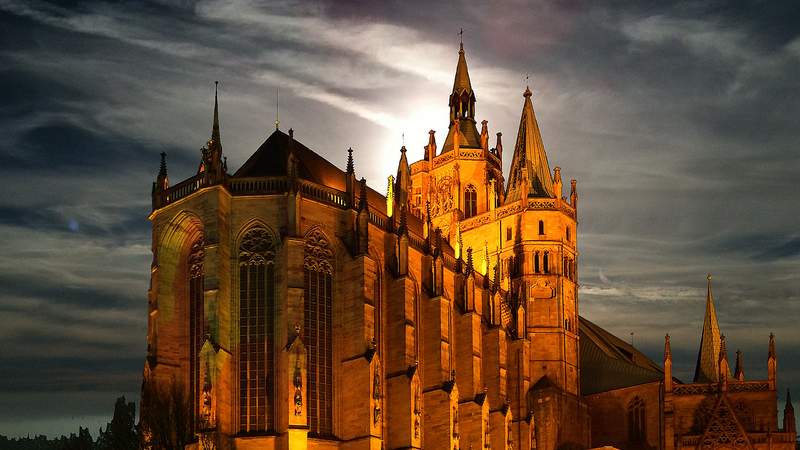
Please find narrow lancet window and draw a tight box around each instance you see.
[464,185,477,218]
[628,397,646,444]
[239,227,277,432]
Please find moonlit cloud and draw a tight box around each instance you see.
[0,0,798,436]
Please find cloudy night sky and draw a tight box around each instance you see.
[1,0,798,437]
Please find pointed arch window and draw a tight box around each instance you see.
[628,396,646,444]
[304,230,334,436]
[534,251,540,274]
[238,227,277,433]
[543,251,549,274]
[464,185,478,218]
[538,220,545,235]
[188,236,205,432]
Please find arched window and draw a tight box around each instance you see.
[543,251,549,274]
[188,236,205,432]
[628,397,646,444]
[566,226,571,242]
[538,220,545,235]
[464,185,477,218]
[304,230,334,436]
[238,227,277,432]
[534,251,540,274]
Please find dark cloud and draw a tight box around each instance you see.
[0,0,798,437]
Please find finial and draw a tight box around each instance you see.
[665,333,672,357]
[402,132,405,147]
[523,85,532,98]
[707,273,712,281]
[275,87,280,130]
[400,145,407,153]
[459,27,464,50]
[346,147,354,174]
[159,152,167,174]
[358,178,368,211]
[294,323,301,335]
[466,247,474,274]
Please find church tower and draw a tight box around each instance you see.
[500,85,585,450]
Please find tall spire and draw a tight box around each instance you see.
[694,274,730,383]
[505,86,555,202]
[443,42,481,152]
[784,389,796,434]
[211,81,221,150]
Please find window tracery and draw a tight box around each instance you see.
[238,226,277,432]
[628,396,646,444]
[304,229,334,436]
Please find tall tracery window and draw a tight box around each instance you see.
[464,185,477,218]
[238,227,277,433]
[304,230,334,436]
[188,236,205,431]
[628,396,646,444]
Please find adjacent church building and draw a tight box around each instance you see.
[141,43,796,450]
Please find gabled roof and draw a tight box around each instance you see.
[580,316,664,395]
[232,129,387,210]
[694,275,730,383]
[505,87,554,202]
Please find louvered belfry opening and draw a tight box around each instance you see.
[303,229,334,437]
[238,227,276,433]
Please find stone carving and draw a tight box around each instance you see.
[304,229,333,274]
[293,355,303,416]
[373,361,382,424]
[189,237,204,278]
[430,176,454,217]
[413,381,422,439]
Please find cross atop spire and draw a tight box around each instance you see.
[459,28,463,49]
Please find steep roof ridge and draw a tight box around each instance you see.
[505,86,555,202]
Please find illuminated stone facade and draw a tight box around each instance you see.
[142,46,795,450]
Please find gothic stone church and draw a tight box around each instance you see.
[142,44,796,450]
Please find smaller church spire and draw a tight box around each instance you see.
[784,389,797,434]
[505,85,555,202]
[358,177,368,211]
[664,334,673,392]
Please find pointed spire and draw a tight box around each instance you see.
[505,85,555,201]
[769,332,776,359]
[426,130,437,161]
[495,132,503,160]
[443,43,481,152]
[787,389,794,411]
[694,274,730,383]
[453,41,473,96]
[156,152,169,191]
[734,350,745,381]
[358,177,368,211]
[386,175,395,219]
[395,146,410,209]
[664,334,673,392]
[664,333,672,360]
[346,147,355,174]
[211,81,221,150]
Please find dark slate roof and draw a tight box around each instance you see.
[234,129,346,190]
[580,316,664,395]
[233,129,388,213]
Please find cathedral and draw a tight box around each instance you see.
[141,43,796,450]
